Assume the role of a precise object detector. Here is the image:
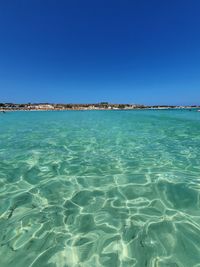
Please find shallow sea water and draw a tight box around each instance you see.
[0,109,200,267]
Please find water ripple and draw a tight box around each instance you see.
[0,110,200,266]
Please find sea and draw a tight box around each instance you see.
[0,109,200,267]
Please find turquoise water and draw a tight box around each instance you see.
[0,110,200,267]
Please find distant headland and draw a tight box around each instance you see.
[0,102,199,111]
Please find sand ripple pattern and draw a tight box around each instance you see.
[0,110,200,267]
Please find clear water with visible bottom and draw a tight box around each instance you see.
[0,109,200,267]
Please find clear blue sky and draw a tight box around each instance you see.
[0,0,200,105]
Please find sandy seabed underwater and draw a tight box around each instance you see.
[0,109,200,267]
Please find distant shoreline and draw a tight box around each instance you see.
[0,104,200,112]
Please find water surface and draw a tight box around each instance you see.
[0,110,200,267]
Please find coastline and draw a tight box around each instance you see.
[0,108,199,112]
[0,103,199,112]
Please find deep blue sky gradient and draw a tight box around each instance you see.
[0,0,200,105]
